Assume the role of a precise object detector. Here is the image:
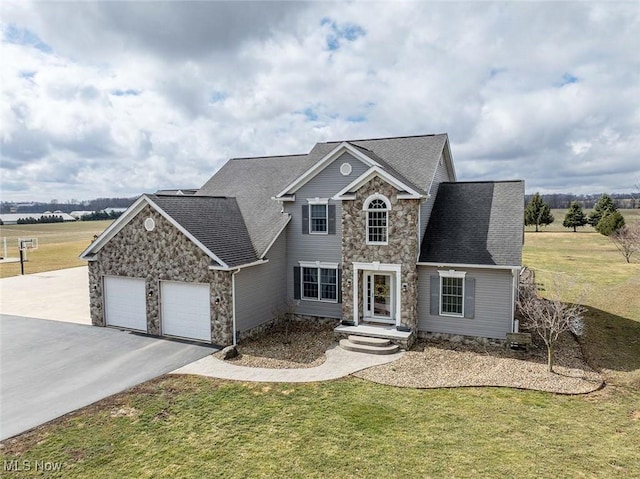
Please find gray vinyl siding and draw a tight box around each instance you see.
[284,152,369,318]
[418,266,515,339]
[420,153,452,243]
[235,231,287,332]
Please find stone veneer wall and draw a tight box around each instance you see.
[341,176,420,329]
[88,205,234,345]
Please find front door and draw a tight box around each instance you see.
[364,272,394,323]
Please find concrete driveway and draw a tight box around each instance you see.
[0,314,215,440]
[0,266,90,324]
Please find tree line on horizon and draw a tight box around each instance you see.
[523,192,638,209]
[0,197,136,215]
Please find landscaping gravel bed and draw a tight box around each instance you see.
[218,321,603,394]
[216,321,337,369]
[354,334,604,394]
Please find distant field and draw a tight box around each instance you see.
[0,220,112,278]
[525,208,640,232]
[523,226,640,389]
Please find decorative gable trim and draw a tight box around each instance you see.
[332,166,425,200]
[275,142,380,198]
[79,195,231,269]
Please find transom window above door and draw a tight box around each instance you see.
[364,194,390,245]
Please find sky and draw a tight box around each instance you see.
[1,1,639,202]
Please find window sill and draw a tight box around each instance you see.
[301,297,338,304]
[439,312,465,318]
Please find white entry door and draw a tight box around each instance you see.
[104,276,147,331]
[363,272,395,324]
[161,281,211,342]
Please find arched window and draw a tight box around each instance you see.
[364,194,390,244]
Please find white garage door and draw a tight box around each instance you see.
[104,276,147,331]
[161,281,211,342]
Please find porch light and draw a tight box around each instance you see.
[402,283,408,292]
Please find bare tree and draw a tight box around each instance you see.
[610,222,640,263]
[517,273,586,372]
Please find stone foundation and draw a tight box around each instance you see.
[418,331,506,347]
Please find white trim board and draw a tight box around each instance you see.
[276,142,380,198]
[333,166,425,200]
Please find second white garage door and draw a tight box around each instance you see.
[161,281,211,342]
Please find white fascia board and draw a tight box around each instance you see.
[275,142,379,198]
[443,136,457,181]
[417,261,521,271]
[144,196,230,269]
[299,260,340,269]
[333,166,423,200]
[210,258,269,271]
[271,195,295,202]
[259,215,291,258]
[79,195,149,259]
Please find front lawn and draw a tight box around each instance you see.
[1,376,639,478]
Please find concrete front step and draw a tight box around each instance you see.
[348,335,391,347]
[339,338,399,355]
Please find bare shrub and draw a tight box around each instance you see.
[517,272,586,373]
[610,222,640,263]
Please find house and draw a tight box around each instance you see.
[0,212,77,224]
[80,134,524,348]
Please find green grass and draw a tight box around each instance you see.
[523,226,640,389]
[1,212,639,477]
[0,221,112,278]
[1,376,639,478]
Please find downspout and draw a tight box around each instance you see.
[232,268,240,346]
[511,268,518,333]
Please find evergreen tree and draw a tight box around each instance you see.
[596,211,625,236]
[588,193,617,227]
[524,193,554,232]
[562,201,587,232]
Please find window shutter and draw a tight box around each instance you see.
[294,267,301,300]
[430,275,439,316]
[464,277,475,319]
[337,268,342,303]
[301,205,309,234]
[328,205,336,235]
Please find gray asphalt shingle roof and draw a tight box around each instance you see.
[197,154,318,257]
[419,181,524,266]
[197,134,450,258]
[147,194,258,268]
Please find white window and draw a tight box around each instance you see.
[439,271,466,317]
[301,266,337,302]
[308,199,329,234]
[364,194,390,245]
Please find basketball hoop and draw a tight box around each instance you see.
[18,238,38,275]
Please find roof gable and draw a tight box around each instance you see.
[80,195,258,269]
[333,166,425,200]
[275,142,381,198]
[419,181,524,267]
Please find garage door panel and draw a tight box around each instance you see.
[104,276,147,331]
[161,282,211,342]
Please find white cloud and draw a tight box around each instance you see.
[1,1,639,201]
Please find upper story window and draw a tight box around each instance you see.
[302,199,335,235]
[364,194,390,245]
[310,204,328,234]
